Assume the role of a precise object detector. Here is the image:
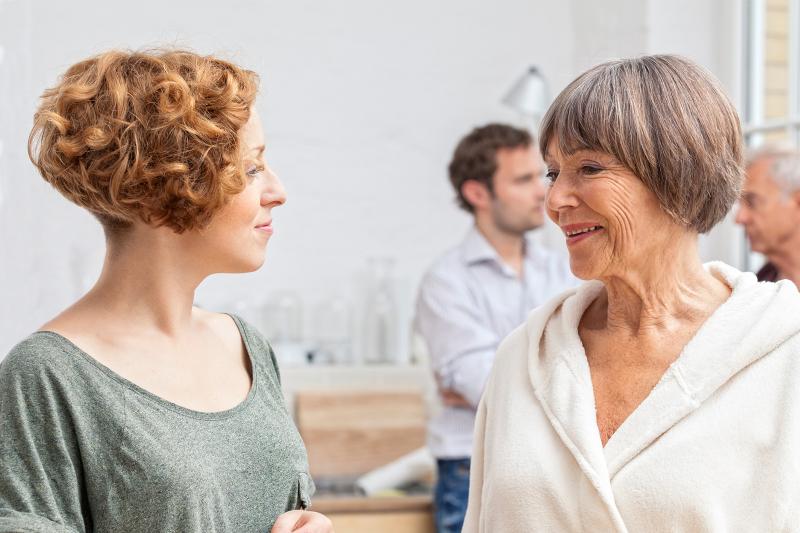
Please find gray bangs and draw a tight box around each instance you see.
[538,59,648,165]
[537,55,743,234]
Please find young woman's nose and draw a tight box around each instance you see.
[261,166,287,207]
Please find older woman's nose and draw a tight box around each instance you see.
[545,175,579,212]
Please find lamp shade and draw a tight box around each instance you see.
[502,66,549,123]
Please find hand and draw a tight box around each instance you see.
[271,510,334,533]
[434,373,472,408]
[440,388,471,408]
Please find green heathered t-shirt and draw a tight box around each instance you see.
[0,315,314,533]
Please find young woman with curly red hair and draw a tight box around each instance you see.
[0,49,333,533]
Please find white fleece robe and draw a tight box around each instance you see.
[463,262,800,532]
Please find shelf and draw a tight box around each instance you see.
[312,494,433,514]
[279,364,434,416]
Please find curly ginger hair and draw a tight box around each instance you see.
[28,49,259,233]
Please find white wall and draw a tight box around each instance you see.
[565,0,746,266]
[646,0,746,266]
[0,0,744,356]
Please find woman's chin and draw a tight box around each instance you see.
[244,254,267,273]
[568,258,599,281]
[223,251,267,274]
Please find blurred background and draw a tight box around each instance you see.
[0,0,797,530]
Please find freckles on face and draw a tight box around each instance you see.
[200,181,266,272]
[545,145,673,277]
[599,173,643,258]
[596,168,676,272]
[203,109,279,273]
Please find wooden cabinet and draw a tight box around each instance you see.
[313,495,435,533]
[295,391,427,478]
[283,367,437,533]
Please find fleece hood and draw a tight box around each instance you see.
[521,261,800,531]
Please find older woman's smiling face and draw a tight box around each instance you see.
[544,142,680,280]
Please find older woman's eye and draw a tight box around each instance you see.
[544,170,559,184]
[581,165,603,175]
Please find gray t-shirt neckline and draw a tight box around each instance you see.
[34,314,259,421]
[0,314,313,533]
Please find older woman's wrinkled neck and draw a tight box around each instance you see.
[594,230,730,334]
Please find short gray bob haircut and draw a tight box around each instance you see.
[539,54,744,234]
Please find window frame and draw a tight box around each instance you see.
[741,0,800,270]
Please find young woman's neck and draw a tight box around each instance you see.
[83,227,209,336]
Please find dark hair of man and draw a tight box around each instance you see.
[448,123,532,213]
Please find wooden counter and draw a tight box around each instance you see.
[313,495,435,533]
[282,366,438,532]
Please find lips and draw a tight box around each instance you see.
[564,225,602,237]
[255,220,273,234]
[561,223,604,244]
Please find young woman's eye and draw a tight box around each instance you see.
[247,165,265,180]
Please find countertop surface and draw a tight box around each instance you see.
[311,494,433,513]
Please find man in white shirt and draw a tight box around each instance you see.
[414,123,576,533]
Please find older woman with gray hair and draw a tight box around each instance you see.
[463,55,800,532]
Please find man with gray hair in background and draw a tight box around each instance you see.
[736,145,800,285]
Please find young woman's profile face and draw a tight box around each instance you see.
[200,108,287,273]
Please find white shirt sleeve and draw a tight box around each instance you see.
[415,271,500,408]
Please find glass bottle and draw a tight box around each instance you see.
[361,257,399,364]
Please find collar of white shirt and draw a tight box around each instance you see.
[460,226,540,277]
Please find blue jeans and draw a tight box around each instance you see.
[434,458,471,533]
